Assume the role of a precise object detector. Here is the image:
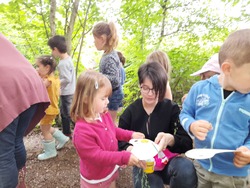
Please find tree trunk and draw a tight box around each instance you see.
[49,0,56,37]
[66,0,80,55]
[75,0,92,77]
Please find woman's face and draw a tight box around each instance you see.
[140,77,158,105]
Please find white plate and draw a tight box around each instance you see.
[185,148,237,159]
[129,139,159,160]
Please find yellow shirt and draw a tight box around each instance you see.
[45,75,60,115]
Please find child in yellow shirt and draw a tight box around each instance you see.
[36,55,69,160]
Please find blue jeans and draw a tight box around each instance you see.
[108,87,124,111]
[133,156,197,188]
[60,95,73,135]
[0,104,37,188]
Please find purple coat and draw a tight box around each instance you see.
[0,33,49,135]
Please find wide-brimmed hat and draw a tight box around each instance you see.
[190,53,221,76]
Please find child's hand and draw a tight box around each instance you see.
[126,145,134,152]
[128,154,146,169]
[43,78,51,88]
[234,146,250,168]
[190,120,213,141]
[132,132,145,139]
[181,93,188,103]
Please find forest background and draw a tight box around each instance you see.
[1,0,250,107]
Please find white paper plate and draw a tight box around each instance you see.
[185,148,237,160]
[129,139,159,160]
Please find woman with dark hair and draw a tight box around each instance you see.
[118,62,197,188]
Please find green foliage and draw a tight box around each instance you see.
[0,0,248,108]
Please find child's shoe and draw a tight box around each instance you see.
[53,129,70,150]
[38,139,57,160]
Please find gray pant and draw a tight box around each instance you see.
[194,160,247,188]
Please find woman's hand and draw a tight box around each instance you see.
[132,132,145,139]
[154,132,174,151]
[234,146,250,168]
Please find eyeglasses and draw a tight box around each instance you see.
[140,85,155,95]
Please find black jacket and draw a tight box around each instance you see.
[118,98,193,153]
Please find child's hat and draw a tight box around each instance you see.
[190,53,221,76]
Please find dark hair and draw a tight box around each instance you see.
[48,35,67,53]
[138,62,167,101]
[117,51,126,66]
[37,55,57,75]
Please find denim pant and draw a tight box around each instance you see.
[133,156,197,188]
[108,87,124,111]
[0,104,37,188]
[60,95,73,135]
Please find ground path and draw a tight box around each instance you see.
[24,131,133,188]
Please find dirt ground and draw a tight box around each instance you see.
[24,130,133,188]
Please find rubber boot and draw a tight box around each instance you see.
[38,140,57,160]
[16,166,26,188]
[53,129,70,150]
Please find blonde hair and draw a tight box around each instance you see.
[70,70,112,122]
[146,50,172,79]
[219,29,250,67]
[92,21,118,53]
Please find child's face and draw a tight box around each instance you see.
[51,47,59,58]
[93,87,109,114]
[93,35,106,51]
[200,71,218,80]
[225,63,250,94]
[36,61,50,78]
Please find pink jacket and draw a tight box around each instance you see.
[73,113,133,181]
[0,33,49,134]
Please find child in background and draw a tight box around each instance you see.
[146,50,173,100]
[36,55,69,160]
[117,51,126,89]
[92,21,123,123]
[48,35,76,138]
[190,53,221,80]
[71,70,145,188]
[180,29,250,187]
[181,53,221,103]
[117,51,126,112]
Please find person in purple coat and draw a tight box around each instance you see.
[0,33,50,188]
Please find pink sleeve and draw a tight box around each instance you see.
[115,127,133,142]
[73,121,132,167]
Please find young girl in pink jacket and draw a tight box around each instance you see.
[70,70,145,188]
